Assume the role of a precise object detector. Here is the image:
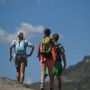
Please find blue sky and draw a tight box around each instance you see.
[0,0,90,83]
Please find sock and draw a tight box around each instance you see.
[40,83,45,88]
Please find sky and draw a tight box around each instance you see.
[0,0,90,84]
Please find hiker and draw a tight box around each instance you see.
[9,32,34,84]
[38,29,56,90]
[45,33,66,90]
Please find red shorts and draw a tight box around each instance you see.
[40,57,54,69]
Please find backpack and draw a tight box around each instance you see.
[15,39,26,56]
[55,43,62,61]
[40,36,52,56]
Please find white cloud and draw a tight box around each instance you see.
[25,76,32,84]
[16,22,44,39]
[0,22,44,43]
[59,33,64,38]
[0,29,9,42]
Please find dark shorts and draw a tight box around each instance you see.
[14,57,27,67]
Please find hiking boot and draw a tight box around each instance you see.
[49,88,54,90]
[40,88,44,90]
[40,83,45,90]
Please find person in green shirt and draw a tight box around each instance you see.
[45,33,66,90]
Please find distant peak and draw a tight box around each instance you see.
[83,56,90,63]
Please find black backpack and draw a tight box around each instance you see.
[55,43,62,61]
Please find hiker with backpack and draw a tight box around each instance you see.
[38,29,56,90]
[45,33,66,90]
[9,32,34,84]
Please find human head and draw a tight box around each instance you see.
[52,33,59,42]
[18,32,24,40]
[44,28,51,36]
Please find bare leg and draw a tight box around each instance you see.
[48,67,54,89]
[20,65,25,84]
[16,66,20,82]
[41,65,46,84]
[57,76,61,90]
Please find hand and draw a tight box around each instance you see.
[27,54,31,58]
[10,56,13,62]
[37,55,41,61]
[53,59,56,65]
[63,64,66,71]
[53,58,56,62]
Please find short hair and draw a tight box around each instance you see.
[52,33,59,41]
[44,28,51,36]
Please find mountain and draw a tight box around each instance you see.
[0,56,90,90]
[61,56,90,90]
[29,56,90,90]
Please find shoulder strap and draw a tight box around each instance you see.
[58,43,65,53]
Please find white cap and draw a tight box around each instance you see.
[18,32,23,35]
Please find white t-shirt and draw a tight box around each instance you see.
[11,38,32,58]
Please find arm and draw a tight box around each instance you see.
[51,40,56,61]
[62,51,66,70]
[37,41,41,60]
[9,40,15,61]
[9,45,13,62]
[27,45,34,57]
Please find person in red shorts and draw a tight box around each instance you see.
[38,29,56,90]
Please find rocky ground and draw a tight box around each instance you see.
[0,77,34,90]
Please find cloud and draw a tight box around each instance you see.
[59,33,64,38]
[0,29,9,42]
[25,76,32,84]
[0,22,44,43]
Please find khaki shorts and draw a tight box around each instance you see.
[14,57,27,67]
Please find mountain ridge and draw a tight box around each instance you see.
[30,56,90,90]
